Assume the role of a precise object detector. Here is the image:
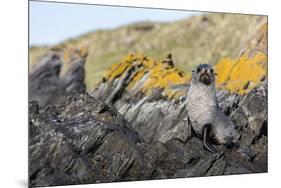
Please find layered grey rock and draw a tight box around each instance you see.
[29,50,86,106]
[29,94,154,187]
[29,50,267,187]
[29,80,267,187]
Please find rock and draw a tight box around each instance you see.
[173,169,193,178]
[29,94,154,187]
[240,82,268,137]
[223,166,252,175]
[205,158,226,176]
[92,53,191,101]
[230,107,248,129]
[61,56,86,94]
[186,155,217,177]
[216,90,240,115]
[29,47,87,106]
[29,52,64,106]
[240,127,256,147]
[29,22,268,187]
[29,78,268,187]
[250,135,268,172]
[236,147,256,161]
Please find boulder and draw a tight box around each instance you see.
[29,47,87,106]
[29,94,154,187]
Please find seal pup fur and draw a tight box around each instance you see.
[186,64,240,153]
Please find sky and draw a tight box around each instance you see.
[29,1,200,46]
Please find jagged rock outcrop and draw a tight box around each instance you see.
[29,94,154,187]
[29,52,64,106]
[29,21,267,187]
[29,81,267,187]
[29,46,88,106]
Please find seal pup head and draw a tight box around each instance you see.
[192,64,217,86]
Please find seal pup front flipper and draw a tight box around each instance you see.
[202,124,218,153]
[186,115,193,140]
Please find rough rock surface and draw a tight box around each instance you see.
[29,23,268,187]
[29,47,87,106]
[29,81,267,187]
[29,94,154,186]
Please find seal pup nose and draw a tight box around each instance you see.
[200,73,211,85]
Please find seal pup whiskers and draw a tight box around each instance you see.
[186,64,240,153]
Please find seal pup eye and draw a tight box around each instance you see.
[210,68,218,75]
[197,67,201,73]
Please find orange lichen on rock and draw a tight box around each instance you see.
[50,44,89,63]
[215,22,267,95]
[215,51,267,94]
[54,45,89,76]
[62,46,89,63]
[104,53,190,99]
[104,46,267,98]
[215,58,235,85]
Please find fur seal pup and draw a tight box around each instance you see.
[186,64,240,153]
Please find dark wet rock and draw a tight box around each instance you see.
[205,158,226,176]
[61,56,86,94]
[240,127,256,147]
[250,135,268,172]
[236,147,256,162]
[185,155,218,177]
[223,166,251,175]
[29,94,154,187]
[29,49,87,107]
[240,82,268,137]
[29,52,64,106]
[29,80,267,187]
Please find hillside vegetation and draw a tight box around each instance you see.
[30,13,266,88]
